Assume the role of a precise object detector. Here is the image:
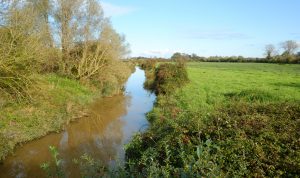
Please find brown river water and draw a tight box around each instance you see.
[0,67,155,178]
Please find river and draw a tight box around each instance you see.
[0,67,155,178]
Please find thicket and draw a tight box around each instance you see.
[125,91,300,177]
[154,63,188,95]
[139,60,189,95]
[0,1,50,101]
[0,0,132,102]
[139,60,157,91]
[124,101,300,177]
[139,59,157,71]
[0,0,133,162]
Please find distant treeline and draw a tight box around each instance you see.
[131,53,300,64]
[131,40,300,64]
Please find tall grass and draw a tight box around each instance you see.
[0,74,97,161]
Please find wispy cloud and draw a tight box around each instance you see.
[101,2,136,17]
[185,30,252,40]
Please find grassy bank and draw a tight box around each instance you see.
[0,74,97,161]
[0,0,135,166]
[125,62,300,177]
[0,63,134,161]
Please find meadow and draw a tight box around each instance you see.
[125,62,300,177]
[180,62,300,111]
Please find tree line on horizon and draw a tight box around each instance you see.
[131,40,300,64]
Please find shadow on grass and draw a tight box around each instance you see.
[224,89,279,102]
[273,82,300,89]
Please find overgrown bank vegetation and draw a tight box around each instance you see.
[35,62,299,177]
[140,60,189,95]
[0,0,133,161]
[124,62,300,177]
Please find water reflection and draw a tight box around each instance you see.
[0,67,155,178]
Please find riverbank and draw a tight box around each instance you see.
[0,74,95,161]
[0,64,134,162]
[125,62,300,177]
[0,67,156,178]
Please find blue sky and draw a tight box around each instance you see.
[101,0,300,58]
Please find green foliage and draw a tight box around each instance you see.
[224,89,280,102]
[42,148,142,178]
[169,51,300,64]
[36,63,300,177]
[124,62,300,177]
[0,133,14,162]
[139,60,157,71]
[0,1,58,101]
[154,62,189,95]
[41,146,65,178]
[0,27,39,101]
[0,0,131,101]
[73,154,107,178]
[0,0,134,162]
[92,61,133,96]
[0,74,97,161]
[201,101,300,177]
[139,60,157,91]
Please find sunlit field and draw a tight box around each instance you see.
[126,62,300,177]
[180,62,300,112]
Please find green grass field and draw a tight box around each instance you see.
[178,62,300,112]
[126,62,300,177]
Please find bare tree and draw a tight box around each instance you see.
[29,0,53,47]
[0,0,131,99]
[264,44,276,59]
[281,40,299,55]
[52,0,129,80]
[51,0,82,74]
[76,19,129,80]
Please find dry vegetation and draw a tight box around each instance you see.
[0,0,133,161]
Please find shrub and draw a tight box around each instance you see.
[125,101,300,177]
[0,26,43,101]
[140,60,157,71]
[96,61,133,96]
[138,60,157,91]
[203,102,300,177]
[154,63,189,95]
[0,5,56,101]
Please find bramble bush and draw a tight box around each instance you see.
[154,63,189,95]
[125,100,300,177]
